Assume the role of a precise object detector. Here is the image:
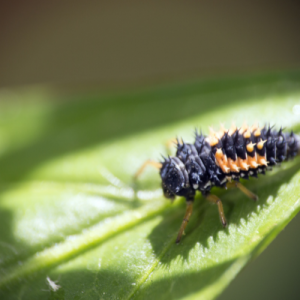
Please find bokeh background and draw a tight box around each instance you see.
[1,1,300,88]
[1,1,300,299]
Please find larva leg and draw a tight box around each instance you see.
[227,182,258,201]
[134,160,162,180]
[236,182,258,201]
[205,194,227,227]
[176,200,194,244]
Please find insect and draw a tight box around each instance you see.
[135,123,300,243]
[45,276,61,292]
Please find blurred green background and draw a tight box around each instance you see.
[1,1,300,299]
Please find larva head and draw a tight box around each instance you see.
[160,157,189,199]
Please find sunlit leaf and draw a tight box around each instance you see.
[0,71,300,299]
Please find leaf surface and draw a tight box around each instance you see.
[0,72,300,300]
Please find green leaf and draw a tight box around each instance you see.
[0,71,300,300]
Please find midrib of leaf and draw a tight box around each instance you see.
[124,226,177,300]
[0,199,174,288]
[0,179,138,267]
[124,199,208,300]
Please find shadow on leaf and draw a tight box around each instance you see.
[148,160,300,265]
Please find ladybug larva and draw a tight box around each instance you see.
[135,123,300,243]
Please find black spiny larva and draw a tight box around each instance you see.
[135,123,300,243]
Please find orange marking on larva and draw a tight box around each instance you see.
[208,135,219,147]
[257,139,267,150]
[257,141,263,150]
[254,129,261,137]
[250,162,259,169]
[215,149,230,173]
[208,126,223,146]
[215,148,223,157]
[237,157,249,171]
[244,131,251,139]
[257,155,268,166]
[228,157,240,172]
[247,153,260,169]
[246,142,256,153]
